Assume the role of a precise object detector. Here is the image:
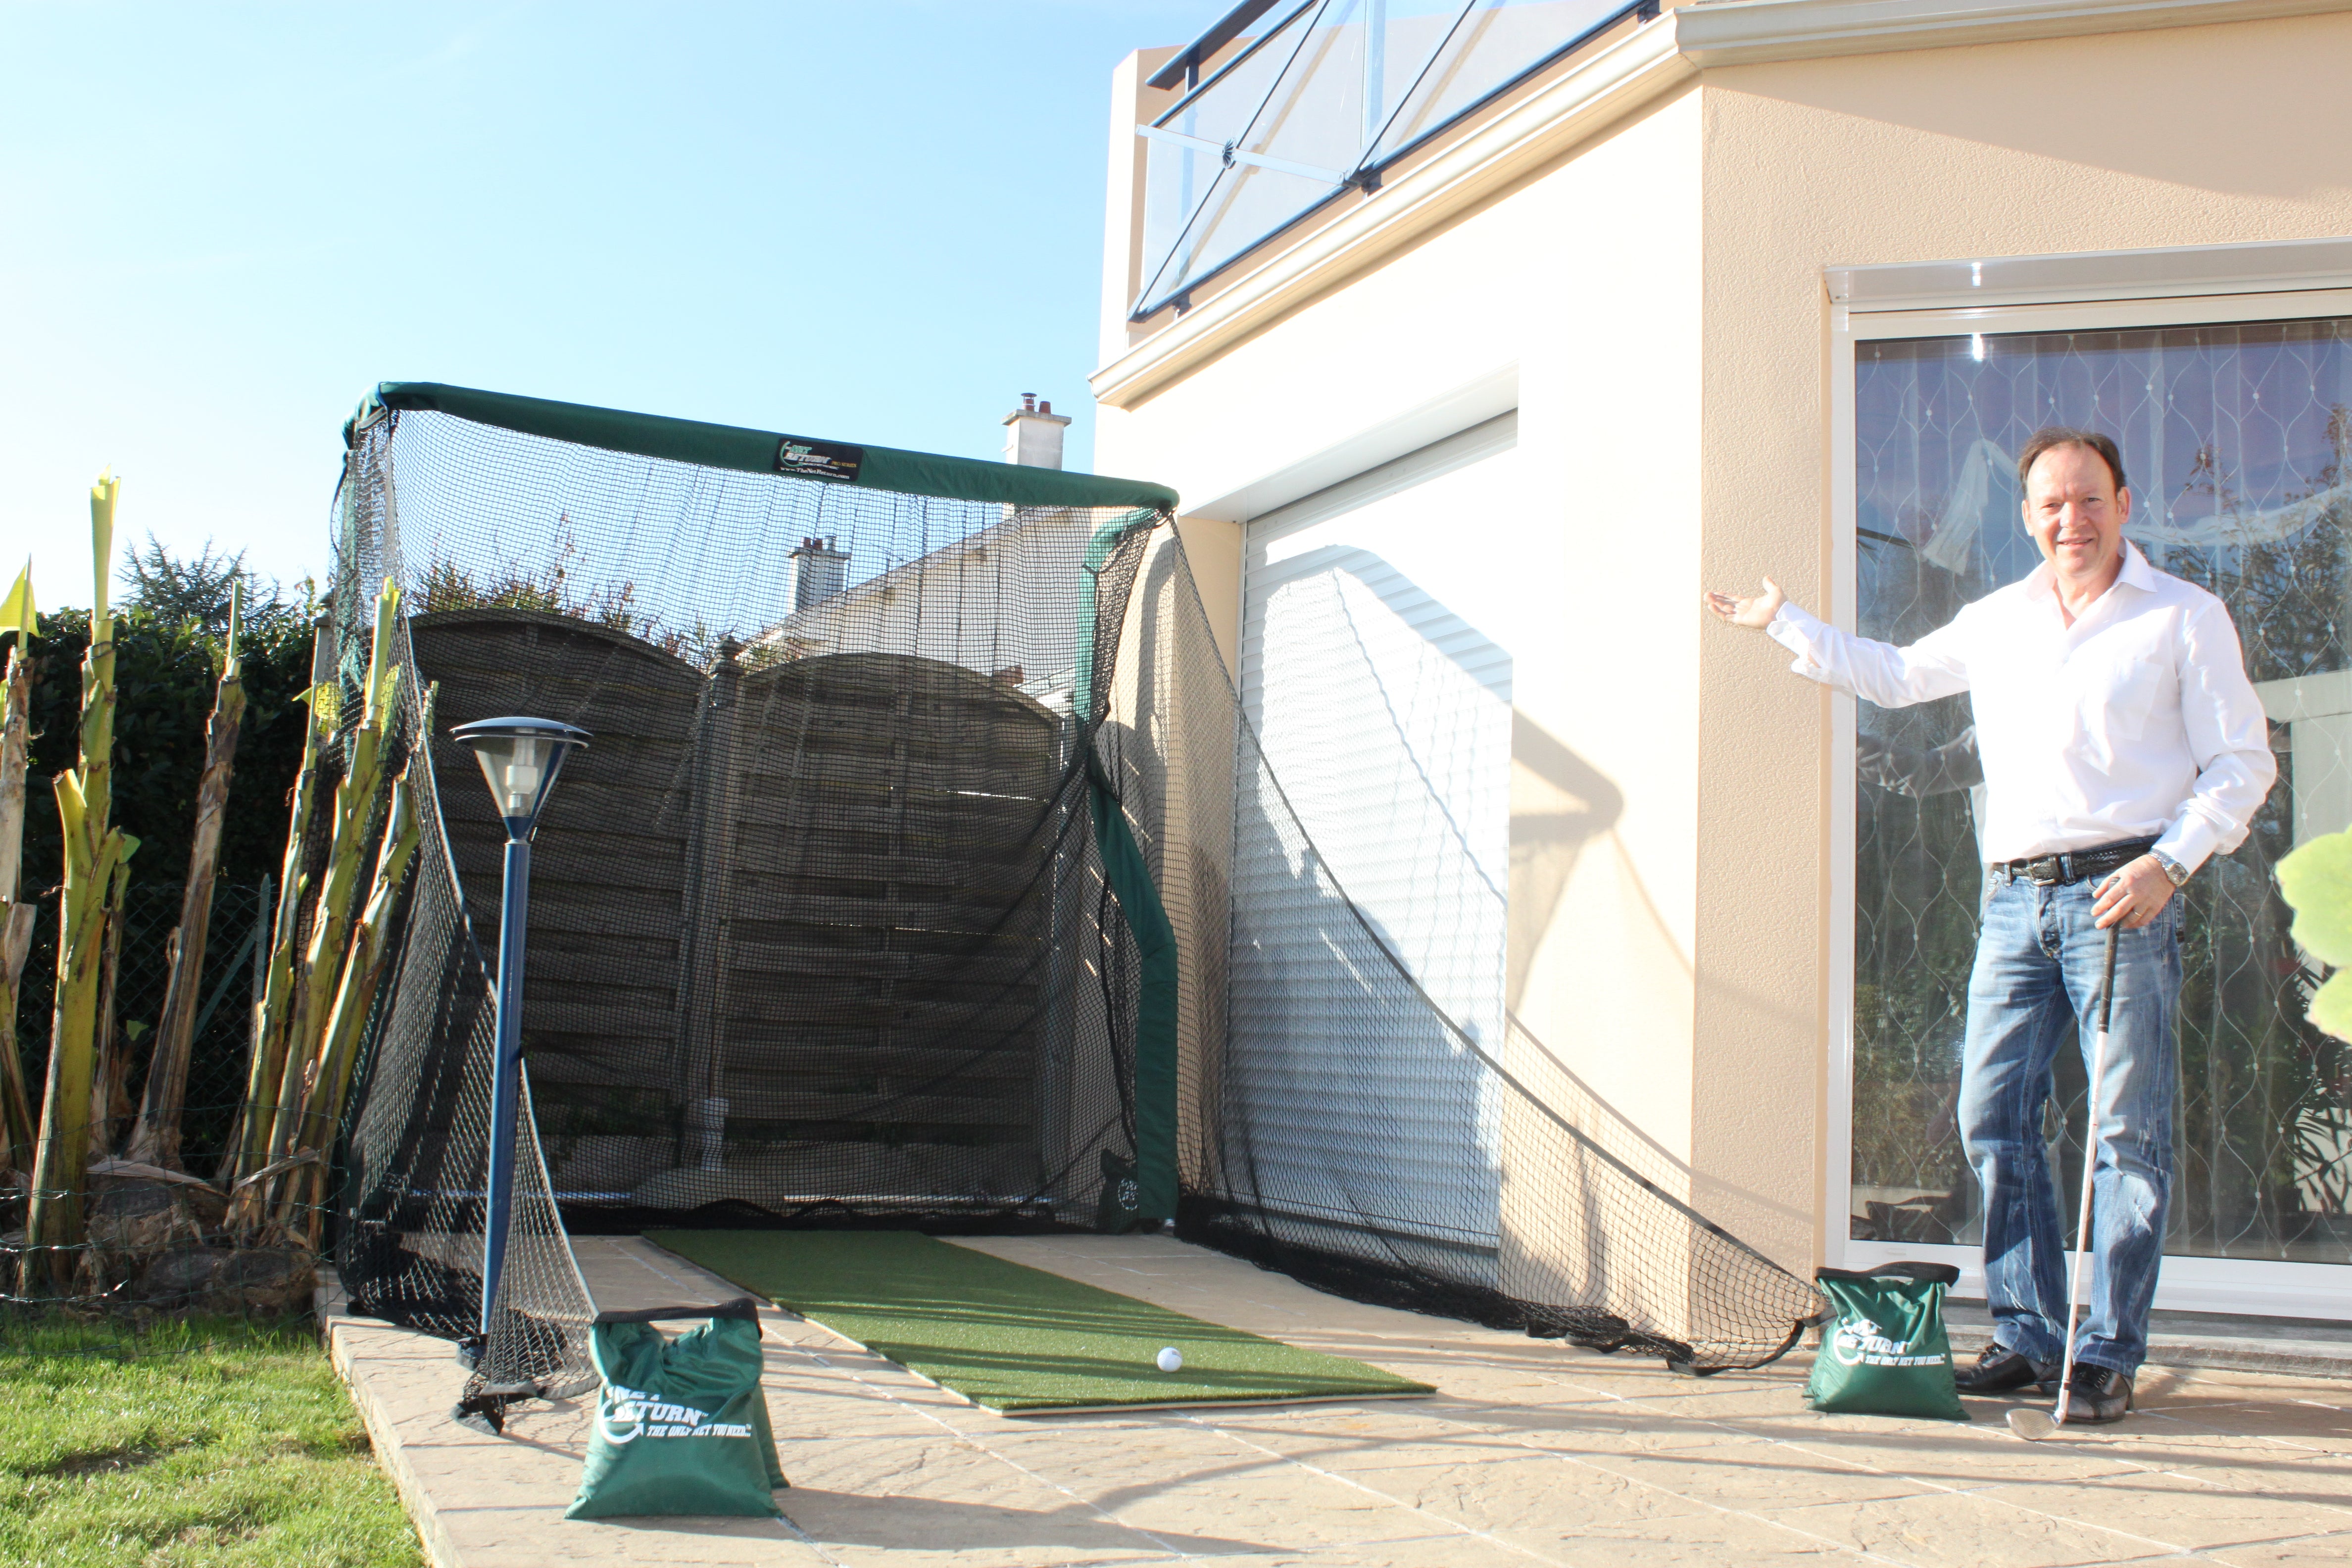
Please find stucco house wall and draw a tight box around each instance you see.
[1094,0,2352,1280]
[1096,84,1713,1211]
[1692,5,2352,1272]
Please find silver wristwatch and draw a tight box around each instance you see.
[2151,851,2191,888]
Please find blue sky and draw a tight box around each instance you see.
[1,1,1207,609]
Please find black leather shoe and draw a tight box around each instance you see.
[2057,1365,2133,1424]
[1954,1342,2058,1395]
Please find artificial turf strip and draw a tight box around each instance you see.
[644,1230,1434,1415]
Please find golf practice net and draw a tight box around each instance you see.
[321,383,1826,1417]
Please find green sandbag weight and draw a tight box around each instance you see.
[1802,1263,1968,1421]
[566,1300,785,1520]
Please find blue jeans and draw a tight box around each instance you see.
[1957,877,2179,1377]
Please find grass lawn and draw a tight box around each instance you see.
[0,1316,421,1568]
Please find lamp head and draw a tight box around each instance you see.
[450,717,590,840]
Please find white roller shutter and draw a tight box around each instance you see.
[1232,412,1517,1254]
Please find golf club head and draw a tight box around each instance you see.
[2007,1407,2058,1441]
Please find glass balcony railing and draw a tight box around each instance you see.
[1132,0,1654,322]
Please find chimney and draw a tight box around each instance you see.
[1002,392,1072,469]
[789,535,849,611]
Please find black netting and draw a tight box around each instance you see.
[1102,529,1828,1372]
[326,398,1825,1419]
[11,881,274,1180]
[331,408,1162,1410]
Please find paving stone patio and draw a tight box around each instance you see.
[327,1233,2352,1567]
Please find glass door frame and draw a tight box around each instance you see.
[1827,283,2352,1320]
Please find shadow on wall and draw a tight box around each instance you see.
[1507,708,1625,1010]
[1509,701,1817,1255]
[1505,707,1713,1191]
[1497,708,1822,1324]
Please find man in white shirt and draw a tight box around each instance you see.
[1709,429,2275,1424]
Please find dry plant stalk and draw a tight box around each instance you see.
[0,905,32,1176]
[0,561,39,1174]
[23,474,141,1292]
[128,584,248,1170]
[227,614,336,1184]
[86,860,132,1160]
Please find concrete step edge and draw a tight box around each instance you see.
[317,1266,464,1568]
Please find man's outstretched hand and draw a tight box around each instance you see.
[1706,577,1786,631]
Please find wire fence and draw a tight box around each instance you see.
[3,881,321,1344]
[12,882,272,1177]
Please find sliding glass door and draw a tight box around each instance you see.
[1848,316,2352,1275]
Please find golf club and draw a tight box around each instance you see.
[2008,916,2121,1443]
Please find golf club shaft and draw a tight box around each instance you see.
[2056,920,2121,1426]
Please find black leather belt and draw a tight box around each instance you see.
[1990,838,2158,887]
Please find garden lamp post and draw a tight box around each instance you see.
[451,717,589,1345]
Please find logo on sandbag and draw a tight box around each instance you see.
[1830,1318,1941,1368]
[598,1381,753,1444]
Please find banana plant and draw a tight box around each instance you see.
[86,859,133,1160]
[23,476,140,1292]
[226,619,337,1184]
[275,754,421,1244]
[259,578,401,1178]
[0,560,38,1174]
[128,583,247,1170]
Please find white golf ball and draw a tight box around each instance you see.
[1156,1346,1183,1372]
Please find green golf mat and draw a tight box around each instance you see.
[642,1230,1434,1415]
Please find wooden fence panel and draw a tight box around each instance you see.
[410,614,1066,1196]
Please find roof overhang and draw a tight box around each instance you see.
[1095,0,2352,412]
[1676,0,2352,66]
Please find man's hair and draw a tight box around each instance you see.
[2016,427,2128,495]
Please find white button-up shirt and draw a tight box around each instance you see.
[1767,542,2276,872]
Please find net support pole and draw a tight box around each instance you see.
[1089,785,1178,1221]
[482,833,532,1341]
[1075,513,1178,1224]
